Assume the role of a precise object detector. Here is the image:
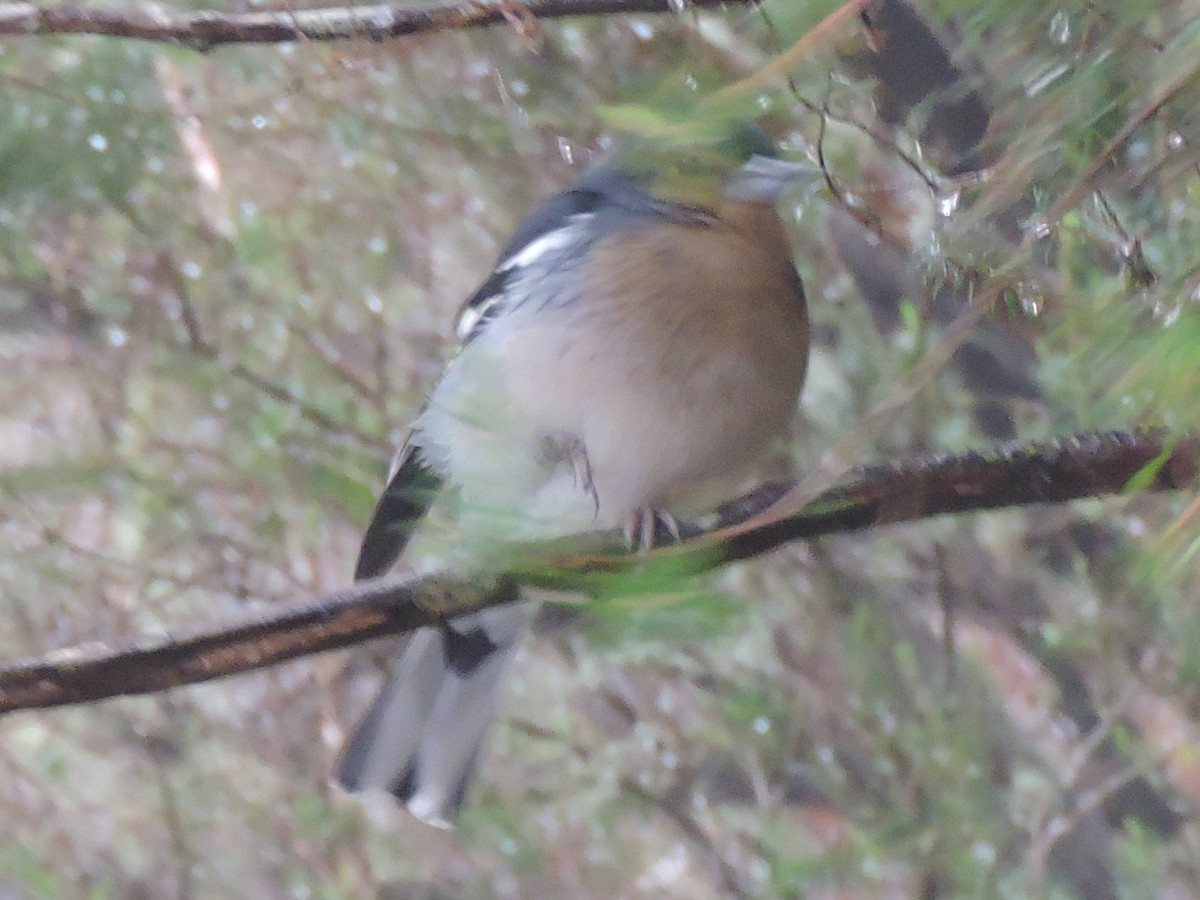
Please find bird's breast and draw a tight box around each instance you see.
[417,213,809,536]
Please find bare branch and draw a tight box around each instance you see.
[0,575,518,713]
[0,0,754,49]
[1,428,1194,714]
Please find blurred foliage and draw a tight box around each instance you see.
[1,0,1200,898]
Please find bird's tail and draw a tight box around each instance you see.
[335,603,534,827]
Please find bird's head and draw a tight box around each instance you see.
[605,118,816,209]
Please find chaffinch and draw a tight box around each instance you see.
[336,124,813,825]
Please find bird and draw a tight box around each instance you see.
[335,123,813,826]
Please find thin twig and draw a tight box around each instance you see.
[0,0,757,49]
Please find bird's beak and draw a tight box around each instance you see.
[725,154,819,202]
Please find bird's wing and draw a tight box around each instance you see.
[353,439,446,580]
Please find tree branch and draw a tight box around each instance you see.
[1,428,1194,714]
[1,575,519,714]
[0,0,755,49]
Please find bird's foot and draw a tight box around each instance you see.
[541,432,599,516]
[622,507,681,553]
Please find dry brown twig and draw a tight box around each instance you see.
[0,0,758,49]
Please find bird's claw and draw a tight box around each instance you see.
[622,507,681,553]
[541,432,599,516]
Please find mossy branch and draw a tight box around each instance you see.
[1,427,1193,714]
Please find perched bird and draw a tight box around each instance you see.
[336,124,813,826]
